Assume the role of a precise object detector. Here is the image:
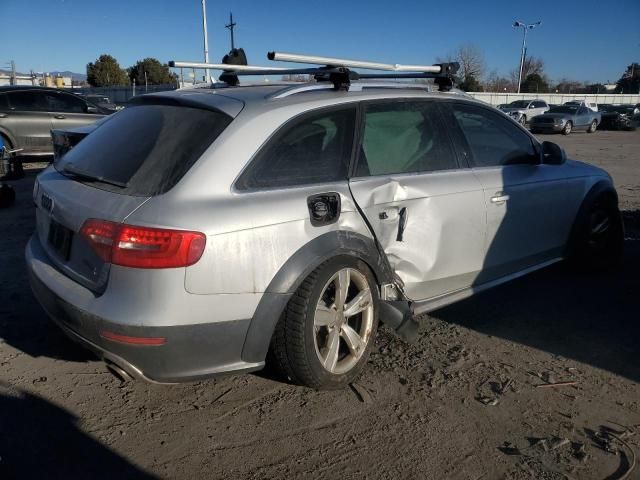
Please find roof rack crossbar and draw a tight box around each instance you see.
[168,53,459,92]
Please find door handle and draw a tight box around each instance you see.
[54,115,66,119]
[490,192,510,204]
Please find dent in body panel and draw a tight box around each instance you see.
[349,171,486,301]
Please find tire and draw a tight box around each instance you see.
[270,256,380,389]
[587,120,597,133]
[566,194,624,272]
[562,121,573,135]
[519,115,527,126]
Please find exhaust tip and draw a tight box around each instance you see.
[105,361,133,383]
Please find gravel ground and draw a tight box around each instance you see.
[1,131,639,480]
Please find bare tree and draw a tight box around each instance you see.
[510,56,546,87]
[485,69,514,92]
[455,44,486,81]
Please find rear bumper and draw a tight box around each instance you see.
[26,235,264,383]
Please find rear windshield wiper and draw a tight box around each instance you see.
[62,163,128,188]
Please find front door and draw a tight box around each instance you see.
[5,90,53,153]
[44,91,104,132]
[348,100,486,301]
[443,101,570,283]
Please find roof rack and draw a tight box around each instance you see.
[169,52,459,92]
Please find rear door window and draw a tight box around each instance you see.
[55,104,232,196]
[355,101,458,176]
[235,106,355,190]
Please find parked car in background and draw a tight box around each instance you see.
[499,99,549,125]
[51,114,114,161]
[0,86,111,156]
[85,94,122,113]
[598,104,639,131]
[27,81,622,389]
[564,100,598,112]
[530,105,601,135]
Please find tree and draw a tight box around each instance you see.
[438,44,486,92]
[485,70,514,92]
[459,74,482,92]
[86,54,129,87]
[554,78,583,94]
[615,63,640,94]
[128,58,177,86]
[510,56,545,89]
[520,73,549,93]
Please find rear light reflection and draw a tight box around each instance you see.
[100,330,167,346]
[80,219,206,268]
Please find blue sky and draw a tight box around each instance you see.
[1,0,638,83]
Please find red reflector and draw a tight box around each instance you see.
[80,219,206,269]
[100,330,167,346]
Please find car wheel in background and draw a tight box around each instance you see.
[567,195,624,272]
[519,115,527,126]
[587,120,597,133]
[270,257,379,389]
[562,121,573,135]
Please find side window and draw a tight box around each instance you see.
[355,101,457,176]
[533,101,545,108]
[449,103,537,167]
[45,92,87,113]
[7,91,48,111]
[236,107,355,190]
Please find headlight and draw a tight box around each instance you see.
[555,118,566,125]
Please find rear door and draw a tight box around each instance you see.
[5,90,53,153]
[442,101,570,282]
[44,90,104,131]
[348,100,486,301]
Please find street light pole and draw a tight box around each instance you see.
[514,21,541,94]
[201,0,210,82]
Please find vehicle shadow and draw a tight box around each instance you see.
[433,210,640,383]
[0,382,157,479]
[0,171,94,363]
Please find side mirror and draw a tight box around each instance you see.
[529,105,536,109]
[86,104,98,114]
[541,141,566,165]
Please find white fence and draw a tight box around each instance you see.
[467,92,640,106]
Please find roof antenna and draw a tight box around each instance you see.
[225,12,236,50]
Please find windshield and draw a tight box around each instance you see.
[508,101,531,108]
[55,104,232,196]
[548,106,578,114]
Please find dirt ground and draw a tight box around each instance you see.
[1,131,639,480]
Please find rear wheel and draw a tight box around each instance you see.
[587,120,597,133]
[567,195,624,271]
[562,121,573,135]
[519,115,527,126]
[270,257,379,389]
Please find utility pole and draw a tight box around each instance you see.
[10,60,16,86]
[225,12,237,50]
[513,21,541,94]
[144,70,148,92]
[201,0,210,82]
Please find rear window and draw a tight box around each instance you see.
[55,104,231,196]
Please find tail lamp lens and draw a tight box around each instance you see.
[80,219,206,268]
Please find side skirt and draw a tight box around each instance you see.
[412,257,564,316]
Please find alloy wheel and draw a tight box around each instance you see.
[313,268,375,375]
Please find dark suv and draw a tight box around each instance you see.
[0,86,109,156]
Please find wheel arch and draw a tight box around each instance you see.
[0,128,16,149]
[565,178,620,254]
[241,230,394,363]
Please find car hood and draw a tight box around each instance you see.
[501,108,526,114]
[534,113,571,120]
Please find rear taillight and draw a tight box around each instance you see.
[80,219,206,269]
